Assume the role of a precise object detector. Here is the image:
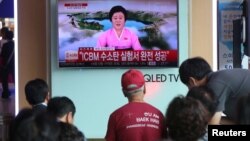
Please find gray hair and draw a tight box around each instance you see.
[123,85,144,97]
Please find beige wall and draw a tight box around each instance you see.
[17,0,48,109]
[189,0,215,66]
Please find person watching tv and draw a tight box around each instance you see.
[24,78,50,114]
[47,96,76,124]
[105,69,165,141]
[179,56,250,125]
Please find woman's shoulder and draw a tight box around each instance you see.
[101,28,115,36]
[123,28,137,37]
[123,28,134,33]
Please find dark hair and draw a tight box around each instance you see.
[6,30,14,40]
[47,96,76,118]
[186,86,217,120]
[179,57,212,85]
[13,111,60,141]
[25,78,49,105]
[237,94,250,124]
[166,96,208,141]
[0,27,9,39]
[58,122,86,141]
[109,5,127,21]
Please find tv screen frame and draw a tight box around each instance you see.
[57,0,179,68]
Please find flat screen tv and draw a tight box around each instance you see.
[57,0,179,68]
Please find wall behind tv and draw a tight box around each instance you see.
[50,0,188,138]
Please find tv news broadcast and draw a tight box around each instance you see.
[58,0,178,68]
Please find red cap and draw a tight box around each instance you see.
[121,69,145,92]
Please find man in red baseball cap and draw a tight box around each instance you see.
[105,69,166,141]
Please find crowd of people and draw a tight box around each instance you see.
[9,78,87,141]
[5,55,250,141]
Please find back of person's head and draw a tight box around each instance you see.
[165,96,208,141]
[58,122,86,141]
[121,69,145,97]
[0,27,9,38]
[186,86,217,120]
[109,5,127,21]
[237,93,250,124]
[25,78,49,106]
[179,57,212,85]
[47,96,76,123]
[5,30,14,40]
[13,111,60,141]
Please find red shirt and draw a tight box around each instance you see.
[105,102,165,141]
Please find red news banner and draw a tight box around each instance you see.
[64,47,177,67]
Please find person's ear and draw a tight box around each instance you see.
[188,77,197,89]
[66,112,74,124]
[122,89,127,97]
[45,92,50,103]
[143,85,146,94]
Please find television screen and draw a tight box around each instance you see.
[57,0,178,68]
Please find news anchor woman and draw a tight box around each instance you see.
[96,5,143,50]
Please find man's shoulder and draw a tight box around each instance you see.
[143,102,163,111]
[112,102,163,114]
[32,104,47,114]
[214,68,250,74]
